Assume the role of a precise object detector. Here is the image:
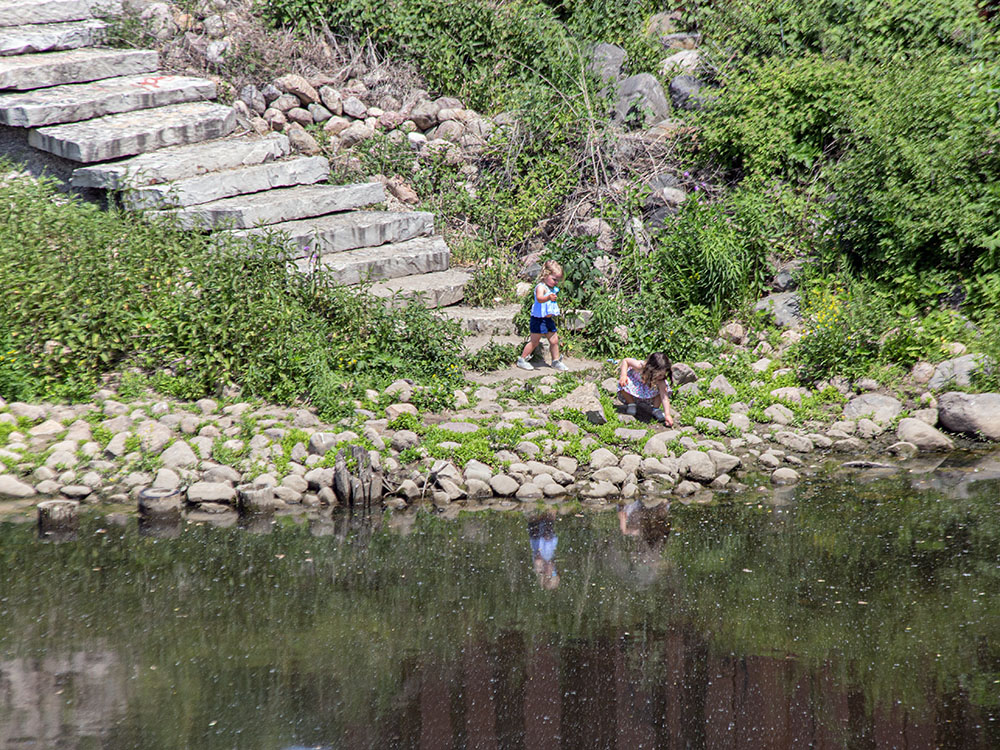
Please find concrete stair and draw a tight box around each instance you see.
[163,181,385,230]
[297,236,450,284]
[0,73,216,127]
[0,19,106,56]
[121,155,330,210]
[0,0,471,319]
[441,304,519,335]
[464,333,522,353]
[29,100,236,162]
[371,268,471,309]
[71,132,291,189]
[0,48,157,90]
[0,0,108,27]
[234,210,434,258]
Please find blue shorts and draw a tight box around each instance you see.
[529,316,557,334]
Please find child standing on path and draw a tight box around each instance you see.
[516,260,569,372]
[618,352,674,425]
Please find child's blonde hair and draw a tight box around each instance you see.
[537,260,563,283]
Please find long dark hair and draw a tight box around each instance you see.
[641,352,673,387]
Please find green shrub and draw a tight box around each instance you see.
[0,173,464,410]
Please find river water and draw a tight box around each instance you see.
[0,469,998,749]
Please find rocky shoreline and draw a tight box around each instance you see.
[1,354,998,521]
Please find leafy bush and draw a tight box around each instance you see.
[0,173,464,410]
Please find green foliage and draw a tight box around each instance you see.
[466,342,522,373]
[462,254,519,307]
[0,173,465,408]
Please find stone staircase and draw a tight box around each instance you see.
[0,0,516,333]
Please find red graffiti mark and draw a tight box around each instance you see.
[136,75,171,89]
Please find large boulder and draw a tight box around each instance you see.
[754,292,802,329]
[615,74,671,128]
[589,43,626,86]
[928,354,992,391]
[843,394,902,425]
[896,418,954,452]
[549,383,607,425]
[679,450,715,483]
[668,74,715,111]
[938,392,1000,441]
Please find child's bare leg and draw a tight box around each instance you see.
[547,332,560,361]
[521,334,542,360]
[619,391,637,405]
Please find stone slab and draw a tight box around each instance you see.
[29,100,236,162]
[440,304,519,334]
[0,19,105,56]
[0,47,157,91]
[123,155,329,209]
[71,132,289,189]
[0,72,215,127]
[165,180,384,230]
[371,267,470,308]
[0,0,108,27]
[297,235,450,284]
[233,210,433,257]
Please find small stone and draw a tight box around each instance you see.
[589,448,618,469]
[516,483,543,500]
[771,468,800,485]
[160,440,198,469]
[385,403,418,420]
[674,480,698,497]
[593,466,627,485]
[391,430,419,451]
[489,474,519,497]
[153,468,181,489]
[186,482,236,504]
[763,404,794,425]
[896,418,954,452]
[708,375,736,396]
[887,441,919,459]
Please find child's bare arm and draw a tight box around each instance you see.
[618,358,643,386]
[534,284,556,303]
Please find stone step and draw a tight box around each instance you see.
[464,333,523,354]
[121,155,331,210]
[441,304,520,335]
[371,267,471,309]
[0,48,157,91]
[233,210,434,258]
[0,73,216,127]
[29,100,236,162]
[71,132,290,189]
[164,181,385,230]
[296,236,451,285]
[0,19,106,56]
[0,0,107,27]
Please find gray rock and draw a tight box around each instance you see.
[680,450,715,483]
[135,420,172,454]
[928,354,992,391]
[0,474,35,497]
[674,480,698,497]
[856,418,884,439]
[60,484,92,499]
[833,437,865,452]
[615,73,671,127]
[515,483,543,501]
[771,468,800,485]
[489,474,519,496]
[843,394,902,425]
[391,430,419,451]
[887,441,919,459]
[549,382,607,425]
[589,43,626,85]
[668,74,714,110]
[707,450,740,475]
[896,418,953,452]
[589,448,618,470]
[670,363,697,385]
[152,468,181,489]
[304,467,334,490]
[759,452,781,469]
[754,292,802,329]
[708,375,736,396]
[694,417,727,434]
[160,440,198,469]
[774,431,813,453]
[592,466,627,485]
[763,403,794,425]
[581,480,618,499]
[187,482,236,504]
[937,392,1000,441]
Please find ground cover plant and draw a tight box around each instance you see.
[0,170,464,413]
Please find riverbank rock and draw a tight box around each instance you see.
[896,418,954,452]
[0,475,35,497]
[549,383,606,425]
[937,392,1000,441]
[754,292,801,329]
[843,394,902,425]
[928,354,991,391]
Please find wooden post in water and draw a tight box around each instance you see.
[37,499,79,540]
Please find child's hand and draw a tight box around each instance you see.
[618,374,629,387]
[663,413,674,427]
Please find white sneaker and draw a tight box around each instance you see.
[652,407,665,422]
[625,403,637,417]
[516,357,534,371]
[551,358,569,372]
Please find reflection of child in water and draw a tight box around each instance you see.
[528,512,559,590]
[617,501,671,586]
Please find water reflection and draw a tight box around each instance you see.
[0,474,996,749]
[528,511,559,590]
